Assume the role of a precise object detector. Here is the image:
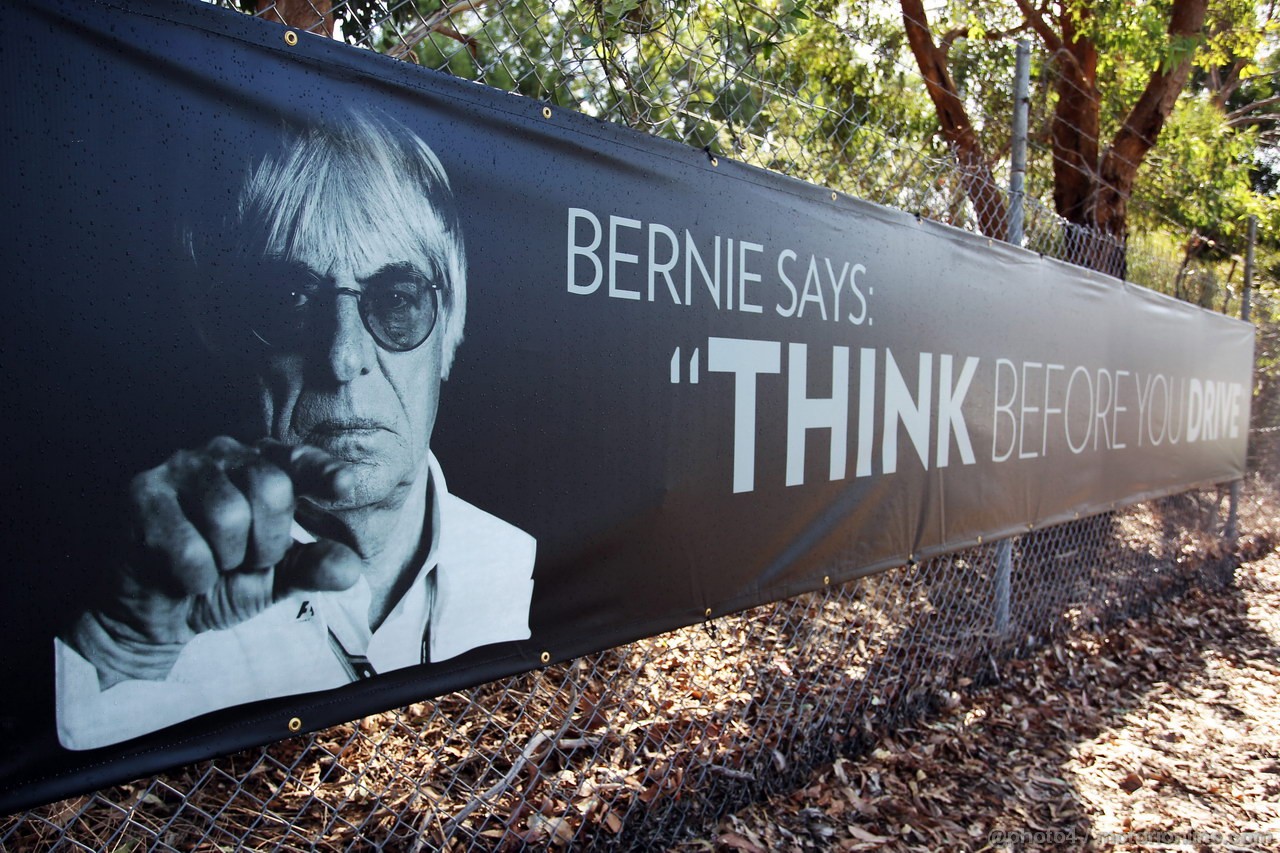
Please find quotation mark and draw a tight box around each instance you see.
[670,347,700,384]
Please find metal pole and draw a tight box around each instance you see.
[1008,39,1030,246]
[1227,477,1242,544]
[1226,215,1256,543]
[994,539,1012,635]
[1243,214,1256,324]
[993,43,1029,635]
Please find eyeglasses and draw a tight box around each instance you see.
[230,261,444,353]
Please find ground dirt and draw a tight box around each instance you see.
[689,545,1280,851]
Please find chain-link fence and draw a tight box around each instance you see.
[235,0,1261,291]
[1248,292,1280,481]
[3,488,1259,850]
[4,0,1275,848]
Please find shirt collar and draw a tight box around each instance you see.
[292,453,446,672]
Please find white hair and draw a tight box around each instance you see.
[227,112,467,377]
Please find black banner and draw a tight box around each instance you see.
[0,0,1253,811]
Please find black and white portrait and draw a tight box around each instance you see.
[54,113,537,750]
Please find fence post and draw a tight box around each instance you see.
[1008,39,1030,246]
[1226,215,1257,543]
[992,42,1030,637]
[1243,214,1256,325]
[994,539,1012,636]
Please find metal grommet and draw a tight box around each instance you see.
[283,30,299,46]
[977,535,983,544]
[709,156,719,167]
[288,716,302,733]
[823,575,830,586]
[831,191,837,201]
[539,651,551,664]
[704,608,713,618]
[541,105,552,119]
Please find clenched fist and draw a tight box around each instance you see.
[65,436,364,688]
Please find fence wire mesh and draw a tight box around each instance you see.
[227,0,1256,290]
[2,490,1254,850]
[4,0,1276,848]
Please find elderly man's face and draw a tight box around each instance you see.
[252,240,448,512]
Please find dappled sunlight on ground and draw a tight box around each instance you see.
[692,547,1280,851]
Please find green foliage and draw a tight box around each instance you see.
[288,0,1278,293]
[897,0,1278,292]
[1126,0,1280,300]
[1132,95,1268,246]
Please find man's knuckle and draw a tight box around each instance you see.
[209,493,253,534]
[205,435,241,455]
[176,536,210,568]
[133,504,187,560]
[169,448,198,471]
[252,467,296,515]
[191,453,224,479]
[170,536,216,590]
[127,470,160,509]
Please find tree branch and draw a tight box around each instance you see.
[940,27,968,52]
[1012,0,1062,53]
[900,0,1007,239]
[1093,0,1210,236]
[1228,114,1280,128]
[1227,94,1280,121]
[937,20,1030,60]
[256,0,333,36]
[1048,3,1101,227]
[1209,57,1249,110]
[388,0,499,60]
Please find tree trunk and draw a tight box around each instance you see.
[900,0,1007,240]
[1091,0,1210,239]
[1049,7,1099,228]
[257,0,334,36]
[899,0,1209,276]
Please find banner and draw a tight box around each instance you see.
[0,0,1253,811]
